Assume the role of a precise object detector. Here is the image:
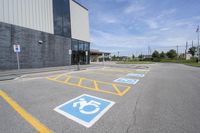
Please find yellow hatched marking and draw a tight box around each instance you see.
[112,84,123,96]
[51,74,65,80]
[78,78,84,86]
[64,76,71,83]
[93,80,99,90]
[47,75,131,96]
[0,90,53,133]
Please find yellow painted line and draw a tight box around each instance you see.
[47,78,121,96]
[47,75,131,96]
[112,84,123,96]
[62,75,130,88]
[64,76,71,83]
[51,74,65,80]
[120,87,131,96]
[78,78,84,86]
[93,80,99,90]
[0,90,53,133]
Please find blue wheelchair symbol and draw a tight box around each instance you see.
[54,94,115,128]
[73,98,101,115]
[114,78,139,85]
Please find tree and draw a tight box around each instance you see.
[132,54,135,59]
[112,55,116,61]
[166,49,177,59]
[152,50,160,58]
[138,54,143,59]
[160,51,166,58]
[188,47,196,56]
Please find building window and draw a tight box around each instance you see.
[71,39,90,65]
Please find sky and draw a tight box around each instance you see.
[77,0,200,56]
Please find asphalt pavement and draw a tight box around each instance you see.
[0,63,200,133]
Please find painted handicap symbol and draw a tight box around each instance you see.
[54,94,115,128]
[73,98,101,115]
[114,78,139,85]
[127,73,145,77]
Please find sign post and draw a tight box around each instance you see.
[13,44,21,70]
[86,51,88,64]
[102,53,105,66]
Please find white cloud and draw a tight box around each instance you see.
[84,0,200,55]
[91,29,158,50]
[101,16,118,24]
[160,28,170,31]
[124,3,145,14]
[157,9,177,19]
[145,19,159,29]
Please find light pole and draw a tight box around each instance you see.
[102,53,105,66]
[176,45,179,61]
[117,51,119,61]
[197,25,200,63]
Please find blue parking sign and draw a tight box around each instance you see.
[114,78,139,85]
[54,94,115,128]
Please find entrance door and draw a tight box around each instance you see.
[72,51,87,65]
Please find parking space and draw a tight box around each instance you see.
[0,65,150,133]
[47,67,148,97]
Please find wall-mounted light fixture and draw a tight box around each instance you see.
[38,40,44,44]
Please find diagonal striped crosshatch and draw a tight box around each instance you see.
[47,74,131,96]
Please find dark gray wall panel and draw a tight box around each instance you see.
[0,22,71,70]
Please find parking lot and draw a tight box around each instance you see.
[0,65,149,133]
[1,63,200,133]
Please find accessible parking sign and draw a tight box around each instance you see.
[127,73,145,77]
[114,78,139,85]
[54,94,115,128]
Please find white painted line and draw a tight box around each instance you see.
[136,69,149,72]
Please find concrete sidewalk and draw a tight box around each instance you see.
[0,62,151,81]
[0,65,96,81]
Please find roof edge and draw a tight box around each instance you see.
[72,0,88,11]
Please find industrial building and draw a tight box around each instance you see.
[0,0,90,69]
[90,49,111,62]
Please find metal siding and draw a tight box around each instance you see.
[27,0,34,28]
[24,0,28,27]
[0,0,54,34]
[8,0,13,24]
[21,0,26,27]
[48,0,54,33]
[31,0,36,30]
[0,0,3,21]
[13,0,18,25]
[46,0,50,33]
[3,0,9,23]
[18,0,23,28]
[70,0,90,42]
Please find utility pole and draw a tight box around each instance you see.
[147,46,151,58]
[185,41,188,59]
[192,40,193,47]
[177,45,179,61]
[197,25,200,63]
[117,51,119,61]
[102,52,105,66]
